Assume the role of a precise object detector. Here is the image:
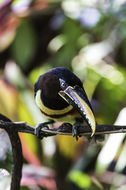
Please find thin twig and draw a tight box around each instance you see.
[36,124,126,138]
[0,120,126,137]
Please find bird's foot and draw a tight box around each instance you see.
[34,120,54,139]
[72,123,80,141]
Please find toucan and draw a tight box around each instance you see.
[34,67,96,139]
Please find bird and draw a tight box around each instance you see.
[34,67,96,140]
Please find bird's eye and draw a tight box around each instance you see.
[61,82,65,88]
[59,78,67,90]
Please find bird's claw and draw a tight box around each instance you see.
[35,121,53,139]
[72,123,80,141]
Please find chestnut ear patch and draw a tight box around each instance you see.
[38,73,60,99]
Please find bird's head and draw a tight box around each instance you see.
[34,67,96,136]
[34,67,83,109]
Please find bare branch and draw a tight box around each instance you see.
[36,123,126,138]
[0,120,35,134]
[0,114,126,190]
[0,120,126,138]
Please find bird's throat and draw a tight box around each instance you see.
[35,90,73,116]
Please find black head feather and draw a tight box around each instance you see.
[34,67,83,110]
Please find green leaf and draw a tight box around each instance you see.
[68,170,91,188]
[11,19,36,69]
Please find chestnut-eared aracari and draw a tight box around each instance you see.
[34,67,96,139]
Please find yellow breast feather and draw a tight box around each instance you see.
[35,90,73,116]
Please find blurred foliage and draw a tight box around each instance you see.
[11,19,37,69]
[1,0,126,189]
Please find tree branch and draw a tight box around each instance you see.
[0,115,126,190]
[0,120,126,138]
[35,123,126,138]
[0,115,23,190]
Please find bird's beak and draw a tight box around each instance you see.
[59,84,96,136]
